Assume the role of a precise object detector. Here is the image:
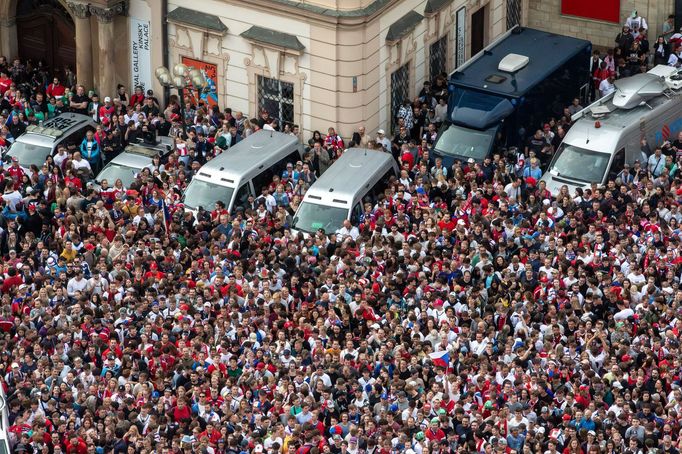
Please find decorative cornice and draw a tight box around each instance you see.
[90,2,126,23]
[66,1,90,19]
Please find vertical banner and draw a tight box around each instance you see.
[181,57,219,108]
[561,0,620,23]
[130,18,152,91]
[455,7,466,68]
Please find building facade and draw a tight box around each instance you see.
[0,0,674,139]
[164,0,513,139]
[527,0,673,50]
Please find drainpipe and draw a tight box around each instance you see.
[161,0,170,105]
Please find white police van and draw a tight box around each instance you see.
[4,113,97,172]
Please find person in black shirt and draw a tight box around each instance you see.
[31,92,48,118]
[124,120,141,144]
[155,113,171,137]
[526,130,550,166]
[70,85,89,115]
[8,115,25,139]
[141,122,157,145]
[142,97,159,118]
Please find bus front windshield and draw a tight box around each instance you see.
[434,124,495,161]
[183,179,234,211]
[549,143,611,184]
[292,202,349,234]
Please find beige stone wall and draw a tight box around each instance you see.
[528,0,674,49]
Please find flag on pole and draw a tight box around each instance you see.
[429,351,450,369]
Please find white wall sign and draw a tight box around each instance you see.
[130,17,152,91]
[455,7,466,68]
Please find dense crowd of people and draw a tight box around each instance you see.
[1,11,682,454]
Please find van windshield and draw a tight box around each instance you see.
[6,141,52,168]
[96,163,139,187]
[292,202,349,234]
[550,143,610,184]
[183,179,235,211]
[434,124,495,161]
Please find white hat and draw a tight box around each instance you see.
[104,96,111,102]
[377,129,385,135]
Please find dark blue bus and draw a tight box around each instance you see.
[433,26,591,165]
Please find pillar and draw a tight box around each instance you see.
[66,2,93,90]
[0,17,18,60]
[90,2,125,98]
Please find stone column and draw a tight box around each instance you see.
[90,2,125,98]
[0,17,18,60]
[66,2,93,89]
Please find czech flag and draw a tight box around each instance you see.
[429,351,450,369]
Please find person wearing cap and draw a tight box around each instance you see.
[376,128,391,152]
[425,417,445,441]
[99,95,115,120]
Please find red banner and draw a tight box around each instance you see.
[561,0,620,23]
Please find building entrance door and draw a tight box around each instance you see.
[16,0,76,80]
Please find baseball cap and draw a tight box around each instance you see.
[377,129,385,135]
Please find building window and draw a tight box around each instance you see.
[507,0,521,30]
[257,75,294,127]
[390,63,410,134]
[429,36,448,81]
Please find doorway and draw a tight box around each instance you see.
[471,6,487,56]
[16,0,76,80]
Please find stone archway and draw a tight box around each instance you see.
[15,0,76,79]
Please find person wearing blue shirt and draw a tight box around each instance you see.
[506,426,525,451]
[523,158,542,182]
[80,130,101,173]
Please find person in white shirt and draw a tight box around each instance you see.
[70,152,92,173]
[87,271,109,296]
[67,270,89,297]
[599,74,616,97]
[504,179,522,202]
[54,145,69,168]
[2,187,22,211]
[626,266,646,288]
[625,10,648,32]
[336,219,359,241]
[376,129,391,152]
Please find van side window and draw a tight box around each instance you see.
[351,203,363,224]
[608,148,625,182]
[62,125,92,149]
[234,183,253,210]
[271,150,299,177]
[368,169,394,202]
[252,168,275,196]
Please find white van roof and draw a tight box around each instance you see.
[194,130,300,185]
[303,149,397,207]
[566,65,682,152]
